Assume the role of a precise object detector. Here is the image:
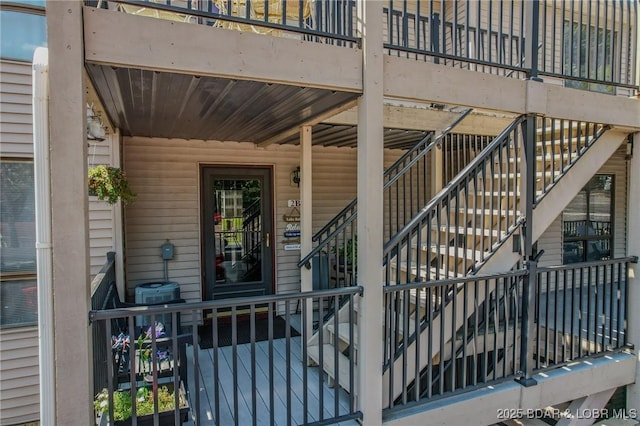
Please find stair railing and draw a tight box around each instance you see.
[383,115,527,286]
[533,118,608,205]
[298,109,473,281]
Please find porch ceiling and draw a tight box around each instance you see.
[278,124,429,149]
[86,64,358,143]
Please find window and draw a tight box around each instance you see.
[0,8,46,61]
[0,160,37,326]
[563,20,614,94]
[562,175,613,264]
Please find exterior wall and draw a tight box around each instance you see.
[0,328,40,426]
[88,132,119,277]
[123,137,401,303]
[537,144,627,267]
[1,61,33,158]
[0,59,39,426]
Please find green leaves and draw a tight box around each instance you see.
[88,165,136,205]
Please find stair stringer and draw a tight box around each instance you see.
[382,129,628,406]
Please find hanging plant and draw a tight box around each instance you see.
[88,165,136,205]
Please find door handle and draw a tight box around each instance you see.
[265,232,270,248]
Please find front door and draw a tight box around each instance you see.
[202,166,273,301]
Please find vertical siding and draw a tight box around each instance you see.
[0,61,33,157]
[123,137,403,306]
[537,145,628,267]
[0,60,39,425]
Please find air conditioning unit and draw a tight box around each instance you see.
[135,281,180,335]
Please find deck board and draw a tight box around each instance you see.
[186,336,356,425]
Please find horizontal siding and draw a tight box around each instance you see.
[0,60,40,425]
[537,144,628,267]
[124,137,405,308]
[88,135,117,277]
[0,327,39,425]
[0,60,33,158]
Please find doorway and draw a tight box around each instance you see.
[201,166,273,301]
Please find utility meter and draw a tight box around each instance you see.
[161,241,174,260]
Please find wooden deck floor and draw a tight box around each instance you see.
[185,337,358,425]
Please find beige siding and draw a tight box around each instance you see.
[0,61,40,425]
[537,144,627,267]
[88,134,118,277]
[123,137,403,306]
[0,61,33,158]
[0,327,39,426]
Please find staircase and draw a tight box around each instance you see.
[298,113,629,407]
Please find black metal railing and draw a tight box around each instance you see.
[533,256,635,371]
[384,115,526,285]
[383,270,527,409]
[89,286,362,425]
[89,0,359,46]
[534,118,608,204]
[442,133,494,183]
[538,0,638,90]
[298,109,473,288]
[90,252,117,397]
[383,0,638,89]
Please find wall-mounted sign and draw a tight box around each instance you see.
[288,199,302,208]
[284,231,301,238]
[284,244,301,251]
[286,223,300,232]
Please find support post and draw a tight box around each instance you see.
[356,0,384,423]
[300,125,314,344]
[524,0,541,81]
[517,114,538,387]
[47,1,92,424]
[627,134,640,410]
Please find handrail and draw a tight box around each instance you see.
[90,285,363,320]
[384,115,525,254]
[384,109,472,189]
[312,199,357,243]
[93,0,360,45]
[298,210,357,268]
[300,109,473,268]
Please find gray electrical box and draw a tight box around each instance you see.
[161,242,174,260]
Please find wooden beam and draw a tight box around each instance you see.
[257,98,357,147]
[84,6,362,92]
[325,105,515,136]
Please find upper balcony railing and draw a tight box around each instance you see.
[88,1,637,90]
[88,0,359,46]
[383,0,638,90]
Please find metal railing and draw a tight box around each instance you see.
[90,252,117,397]
[533,256,635,371]
[382,0,638,89]
[89,0,359,46]
[534,118,608,204]
[298,109,472,284]
[89,286,362,425]
[383,270,527,409]
[538,0,638,90]
[384,115,526,285]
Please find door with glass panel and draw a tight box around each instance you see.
[202,166,273,300]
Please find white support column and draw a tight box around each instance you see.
[47,1,92,424]
[300,126,314,342]
[356,0,384,424]
[627,133,640,411]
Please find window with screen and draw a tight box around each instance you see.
[1,160,37,326]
